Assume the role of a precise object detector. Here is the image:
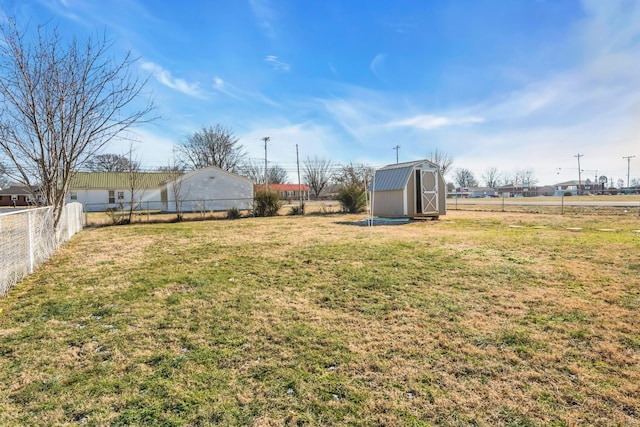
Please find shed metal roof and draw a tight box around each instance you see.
[371,159,438,191]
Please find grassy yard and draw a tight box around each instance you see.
[0,211,639,426]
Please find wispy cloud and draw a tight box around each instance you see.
[249,0,277,39]
[140,61,204,98]
[212,76,280,107]
[212,77,244,101]
[389,114,484,130]
[370,53,387,79]
[264,55,290,71]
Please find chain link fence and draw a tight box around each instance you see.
[0,202,83,295]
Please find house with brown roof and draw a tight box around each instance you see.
[0,185,43,207]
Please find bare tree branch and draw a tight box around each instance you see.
[428,149,454,177]
[177,125,246,173]
[0,17,155,230]
[302,156,332,198]
[454,168,478,188]
[241,161,288,185]
[482,166,501,188]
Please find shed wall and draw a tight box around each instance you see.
[372,190,405,217]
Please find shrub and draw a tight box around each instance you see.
[105,208,129,225]
[336,185,366,213]
[254,191,282,217]
[563,191,572,197]
[289,204,304,216]
[226,206,241,219]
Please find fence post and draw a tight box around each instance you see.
[68,205,72,240]
[27,210,35,274]
[561,194,564,215]
[502,193,505,212]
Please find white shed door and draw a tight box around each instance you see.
[421,169,438,214]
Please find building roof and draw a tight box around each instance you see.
[70,172,178,189]
[372,159,439,191]
[174,166,253,185]
[0,185,39,195]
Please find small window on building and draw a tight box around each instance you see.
[108,190,115,204]
[11,195,18,201]
[70,191,78,201]
[117,191,125,200]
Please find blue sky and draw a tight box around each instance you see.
[3,0,639,186]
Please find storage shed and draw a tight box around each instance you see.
[370,160,446,219]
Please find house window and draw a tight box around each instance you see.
[70,191,78,201]
[286,190,294,197]
[108,190,115,204]
[11,195,18,201]
[117,191,125,200]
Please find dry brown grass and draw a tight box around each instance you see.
[0,210,639,426]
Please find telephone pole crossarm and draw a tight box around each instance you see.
[393,145,401,164]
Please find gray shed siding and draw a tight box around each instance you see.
[372,190,405,217]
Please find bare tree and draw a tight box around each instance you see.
[428,149,454,177]
[177,125,246,173]
[333,162,375,189]
[482,166,501,189]
[86,153,138,172]
[124,146,143,224]
[514,168,538,187]
[454,168,478,188]
[0,17,154,230]
[163,154,187,221]
[303,156,332,198]
[241,161,288,185]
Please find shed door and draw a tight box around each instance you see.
[420,169,438,214]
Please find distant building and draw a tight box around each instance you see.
[553,180,604,196]
[465,187,497,198]
[67,167,253,212]
[496,184,555,197]
[67,171,176,212]
[0,185,43,207]
[254,184,310,201]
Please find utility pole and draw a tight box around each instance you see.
[296,144,303,213]
[574,154,583,195]
[393,145,400,164]
[623,155,635,188]
[262,136,270,191]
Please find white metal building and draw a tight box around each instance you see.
[161,166,254,213]
[370,160,446,219]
